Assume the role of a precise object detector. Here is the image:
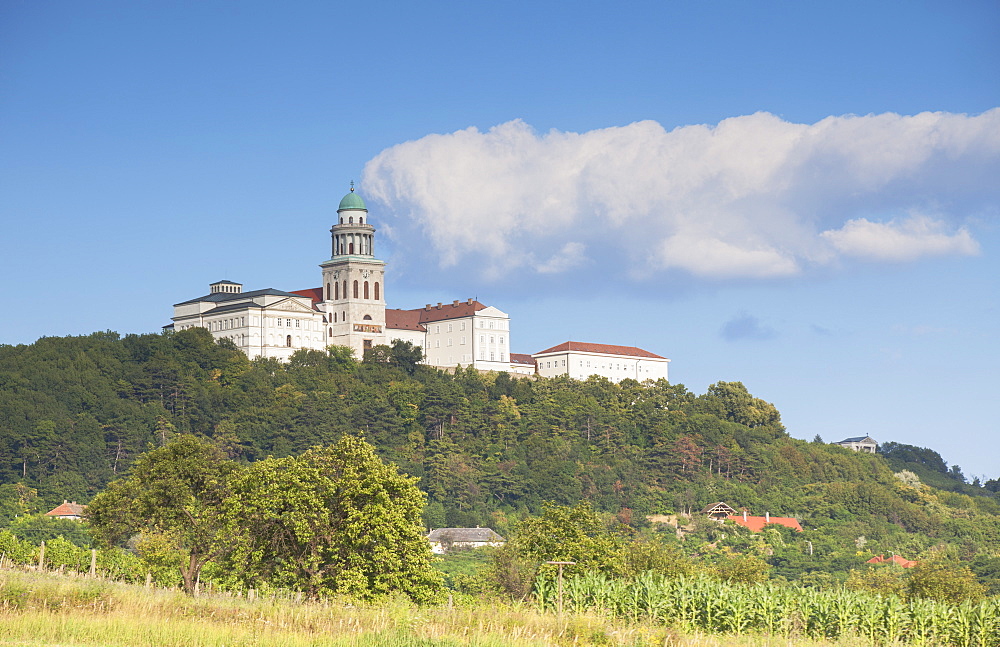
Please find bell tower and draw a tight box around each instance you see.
[320,183,386,358]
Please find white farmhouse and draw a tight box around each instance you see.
[533,341,670,383]
[427,527,506,554]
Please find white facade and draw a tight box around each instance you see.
[171,282,328,361]
[533,341,670,383]
[835,436,878,453]
[419,303,511,371]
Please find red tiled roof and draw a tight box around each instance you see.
[46,501,86,518]
[866,554,917,568]
[385,308,426,332]
[534,341,666,359]
[415,300,487,323]
[510,353,536,366]
[727,515,803,533]
[290,287,324,303]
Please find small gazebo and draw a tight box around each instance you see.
[701,502,738,521]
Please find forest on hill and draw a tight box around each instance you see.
[1,328,999,593]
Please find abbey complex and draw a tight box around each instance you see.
[169,186,670,383]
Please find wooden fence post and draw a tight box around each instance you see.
[90,549,97,577]
[37,541,45,571]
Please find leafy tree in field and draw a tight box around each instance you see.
[905,558,987,604]
[501,501,625,576]
[613,534,700,579]
[715,552,771,585]
[86,434,235,595]
[220,435,444,602]
[845,566,907,597]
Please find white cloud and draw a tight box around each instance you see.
[363,109,999,283]
[535,241,587,274]
[820,214,980,261]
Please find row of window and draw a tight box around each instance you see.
[209,317,246,332]
[326,280,380,301]
[536,358,655,373]
[431,334,507,348]
[429,318,508,334]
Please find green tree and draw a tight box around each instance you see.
[704,381,784,431]
[0,483,38,523]
[505,501,624,573]
[86,434,236,595]
[715,552,771,585]
[220,435,444,602]
[846,566,907,597]
[905,558,986,604]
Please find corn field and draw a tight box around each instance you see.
[533,571,1000,646]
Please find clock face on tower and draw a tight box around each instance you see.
[361,270,371,279]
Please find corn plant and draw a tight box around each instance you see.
[532,570,1000,646]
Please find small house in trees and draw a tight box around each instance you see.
[427,527,505,554]
[866,554,917,568]
[834,436,878,453]
[727,510,803,533]
[45,500,86,520]
[702,502,738,520]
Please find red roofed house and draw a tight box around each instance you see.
[45,500,86,520]
[727,510,803,533]
[533,341,670,383]
[866,554,918,568]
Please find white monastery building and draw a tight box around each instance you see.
[170,185,669,379]
[533,341,670,383]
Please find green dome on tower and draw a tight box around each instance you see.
[338,183,367,211]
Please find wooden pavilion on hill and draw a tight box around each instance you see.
[701,502,738,520]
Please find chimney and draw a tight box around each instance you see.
[743,510,747,522]
[765,512,770,523]
[425,304,431,310]
[467,298,473,305]
[436,302,442,309]
[453,300,459,306]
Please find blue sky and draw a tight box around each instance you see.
[2,1,998,479]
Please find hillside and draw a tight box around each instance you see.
[1,329,999,591]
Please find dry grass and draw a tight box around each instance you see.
[0,570,884,646]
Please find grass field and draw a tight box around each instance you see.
[0,570,905,646]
